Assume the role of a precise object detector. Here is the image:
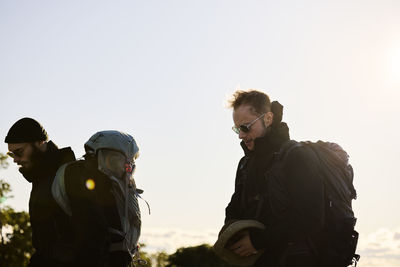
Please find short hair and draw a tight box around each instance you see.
[228,90,271,115]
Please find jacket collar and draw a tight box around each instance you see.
[240,122,290,157]
[22,141,75,183]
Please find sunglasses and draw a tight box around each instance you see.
[232,113,266,134]
[6,147,26,159]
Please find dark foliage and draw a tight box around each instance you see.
[0,153,34,267]
[166,244,235,267]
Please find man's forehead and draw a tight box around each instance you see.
[8,143,29,151]
[233,105,257,119]
[235,104,258,114]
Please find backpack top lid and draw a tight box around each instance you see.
[84,130,139,163]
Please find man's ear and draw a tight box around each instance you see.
[264,112,274,127]
[34,140,47,152]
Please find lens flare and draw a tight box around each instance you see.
[85,179,95,190]
[387,45,400,86]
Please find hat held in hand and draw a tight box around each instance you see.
[213,220,266,266]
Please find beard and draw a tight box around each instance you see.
[19,144,46,182]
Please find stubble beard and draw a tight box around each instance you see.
[19,145,46,178]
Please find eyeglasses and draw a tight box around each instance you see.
[6,147,26,159]
[232,113,266,134]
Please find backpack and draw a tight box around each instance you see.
[275,140,360,267]
[52,130,147,265]
[52,161,143,261]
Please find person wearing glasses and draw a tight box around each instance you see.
[219,90,323,267]
[5,117,76,267]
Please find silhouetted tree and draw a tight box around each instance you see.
[135,243,152,267]
[166,244,235,267]
[0,153,34,267]
[150,251,169,267]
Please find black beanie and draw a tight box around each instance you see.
[4,118,48,143]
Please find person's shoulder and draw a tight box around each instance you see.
[237,155,249,169]
[59,146,74,155]
[58,146,76,163]
[239,155,247,163]
[64,160,85,175]
[47,140,76,165]
[282,141,318,168]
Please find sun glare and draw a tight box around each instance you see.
[388,46,400,85]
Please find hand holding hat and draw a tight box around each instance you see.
[214,220,266,266]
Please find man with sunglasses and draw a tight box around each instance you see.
[219,90,324,267]
[5,117,76,266]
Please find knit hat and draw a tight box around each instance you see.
[5,118,48,143]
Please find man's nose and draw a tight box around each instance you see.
[238,130,246,139]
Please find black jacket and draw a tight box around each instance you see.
[225,123,324,266]
[24,141,76,267]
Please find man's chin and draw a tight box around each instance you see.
[245,142,255,151]
[19,165,32,175]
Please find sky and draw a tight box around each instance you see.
[1,0,400,266]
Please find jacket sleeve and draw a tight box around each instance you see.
[249,146,325,250]
[65,164,109,267]
[225,185,242,224]
[224,157,247,224]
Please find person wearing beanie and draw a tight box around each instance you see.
[5,117,76,267]
[216,90,325,267]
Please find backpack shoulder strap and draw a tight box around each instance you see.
[52,162,73,216]
[274,140,303,163]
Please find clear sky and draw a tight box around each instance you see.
[1,1,400,265]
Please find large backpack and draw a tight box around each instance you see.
[275,140,360,267]
[52,131,146,265]
[52,161,143,260]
